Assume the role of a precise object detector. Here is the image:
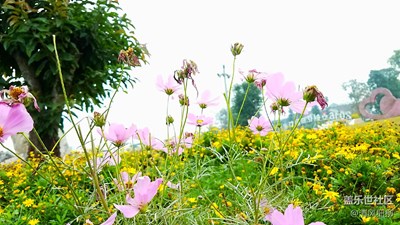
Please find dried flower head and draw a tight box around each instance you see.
[118,47,141,67]
[0,85,40,111]
[303,85,328,110]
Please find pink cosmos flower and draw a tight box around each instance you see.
[94,150,121,171]
[161,133,193,155]
[239,68,260,83]
[99,123,137,147]
[0,103,34,143]
[0,85,40,111]
[166,181,181,190]
[255,72,270,90]
[264,204,326,225]
[248,116,272,136]
[84,212,117,225]
[114,176,163,218]
[196,90,219,109]
[113,171,142,191]
[265,73,310,114]
[160,141,184,155]
[187,113,213,127]
[135,127,163,150]
[156,75,180,96]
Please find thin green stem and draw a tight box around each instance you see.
[235,82,251,127]
[281,102,308,152]
[225,56,237,141]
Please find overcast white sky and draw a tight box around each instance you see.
[90,0,400,143]
[4,0,400,151]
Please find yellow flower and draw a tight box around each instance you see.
[269,167,279,176]
[361,215,371,223]
[386,187,396,194]
[188,198,197,203]
[23,198,35,207]
[28,219,39,225]
[323,190,339,203]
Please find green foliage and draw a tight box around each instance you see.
[1,119,400,224]
[342,79,370,108]
[0,0,146,152]
[231,82,262,126]
[367,68,400,98]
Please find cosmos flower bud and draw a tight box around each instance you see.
[166,115,174,125]
[270,102,279,112]
[178,94,189,106]
[93,112,106,127]
[231,42,244,56]
[303,85,328,110]
[118,47,141,67]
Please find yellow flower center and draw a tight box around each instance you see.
[0,127,3,138]
[9,87,23,100]
[125,180,134,189]
[196,119,204,125]
[256,125,263,131]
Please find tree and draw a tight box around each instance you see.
[0,0,146,156]
[231,82,263,126]
[216,108,228,129]
[342,79,370,112]
[367,68,400,98]
[388,49,400,70]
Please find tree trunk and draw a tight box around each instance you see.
[13,51,64,158]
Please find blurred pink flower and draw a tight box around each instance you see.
[166,181,181,190]
[187,113,213,127]
[0,103,34,143]
[255,72,270,90]
[265,73,310,114]
[161,133,193,155]
[101,212,117,225]
[196,90,219,109]
[160,141,184,155]
[135,127,163,150]
[99,123,137,147]
[85,212,117,225]
[94,150,120,171]
[114,176,163,218]
[113,171,142,191]
[248,116,272,136]
[264,204,326,225]
[156,75,180,96]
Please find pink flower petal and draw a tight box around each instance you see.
[264,208,286,225]
[114,204,140,218]
[101,212,117,225]
[1,103,33,142]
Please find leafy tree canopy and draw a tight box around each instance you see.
[0,0,146,156]
[342,79,370,112]
[367,68,400,98]
[231,82,262,126]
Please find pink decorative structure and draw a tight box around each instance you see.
[359,88,400,120]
